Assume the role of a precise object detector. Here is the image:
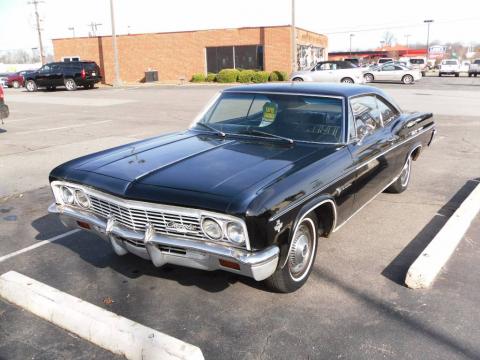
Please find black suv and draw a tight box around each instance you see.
[24,61,102,92]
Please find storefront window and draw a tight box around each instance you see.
[206,45,263,73]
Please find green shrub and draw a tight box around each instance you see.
[238,70,255,83]
[269,70,288,81]
[191,73,206,82]
[217,68,240,83]
[252,71,270,83]
[206,73,217,82]
[269,71,279,81]
[278,71,288,81]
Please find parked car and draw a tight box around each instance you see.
[0,86,9,124]
[48,83,436,293]
[439,59,460,77]
[290,61,365,84]
[0,73,10,88]
[459,60,470,73]
[468,59,480,77]
[377,58,394,65]
[6,70,32,88]
[364,63,421,84]
[408,58,428,76]
[24,61,101,92]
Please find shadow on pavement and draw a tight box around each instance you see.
[382,179,480,285]
[312,268,480,360]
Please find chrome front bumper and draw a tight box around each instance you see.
[48,203,279,281]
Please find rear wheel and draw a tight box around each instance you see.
[64,78,77,91]
[455,73,460,77]
[341,77,354,84]
[386,156,412,194]
[265,214,320,293]
[402,74,414,84]
[12,80,20,88]
[292,77,303,82]
[25,80,37,92]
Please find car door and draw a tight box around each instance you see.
[376,64,396,81]
[347,95,400,211]
[35,64,51,86]
[311,62,335,82]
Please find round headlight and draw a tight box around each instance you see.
[74,189,90,208]
[226,222,246,245]
[61,186,74,204]
[202,218,223,240]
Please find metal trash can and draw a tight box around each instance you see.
[145,70,158,82]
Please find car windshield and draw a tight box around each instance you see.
[194,92,344,144]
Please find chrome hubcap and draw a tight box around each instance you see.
[400,157,411,187]
[404,76,412,83]
[288,222,314,280]
[27,82,33,90]
[66,80,74,89]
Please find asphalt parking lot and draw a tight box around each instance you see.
[1,76,480,359]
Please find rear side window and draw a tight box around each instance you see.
[84,63,98,70]
[376,97,399,125]
[350,95,382,136]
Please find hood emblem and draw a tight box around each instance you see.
[274,219,283,233]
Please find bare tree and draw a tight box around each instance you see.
[381,31,396,47]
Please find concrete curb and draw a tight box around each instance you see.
[0,271,204,360]
[405,182,480,289]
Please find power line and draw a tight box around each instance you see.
[27,0,45,65]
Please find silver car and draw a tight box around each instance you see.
[363,64,421,84]
[290,61,365,84]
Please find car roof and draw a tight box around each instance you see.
[223,82,388,98]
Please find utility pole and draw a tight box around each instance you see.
[28,0,45,65]
[404,34,411,48]
[110,0,122,87]
[424,20,434,60]
[349,34,355,55]
[291,0,296,73]
[68,26,75,38]
[88,22,102,36]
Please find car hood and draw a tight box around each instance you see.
[51,131,339,214]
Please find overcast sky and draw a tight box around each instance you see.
[0,0,479,54]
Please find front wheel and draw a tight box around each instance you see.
[64,78,77,91]
[341,77,354,84]
[402,74,414,84]
[386,156,412,194]
[12,80,20,88]
[25,80,38,92]
[364,73,374,82]
[292,77,304,82]
[265,214,320,293]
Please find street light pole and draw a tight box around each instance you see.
[291,0,297,73]
[424,20,434,60]
[110,0,122,87]
[349,34,355,56]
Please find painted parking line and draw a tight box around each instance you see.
[0,229,80,263]
[11,120,112,135]
[405,182,480,289]
[0,271,204,360]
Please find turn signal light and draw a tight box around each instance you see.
[77,220,91,229]
[219,259,240,270]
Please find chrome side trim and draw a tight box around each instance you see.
[269,123,434,221]
[333,146,419,232]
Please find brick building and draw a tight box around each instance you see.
[52,25,328,84]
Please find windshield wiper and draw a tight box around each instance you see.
[195,122,226,137]
[242,129,294,144]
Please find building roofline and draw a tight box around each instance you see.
[52,24,326,41]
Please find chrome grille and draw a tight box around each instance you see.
[89,195,206,240]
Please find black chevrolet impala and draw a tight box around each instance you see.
[49,83,435,292]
